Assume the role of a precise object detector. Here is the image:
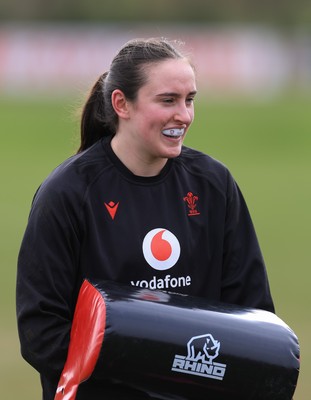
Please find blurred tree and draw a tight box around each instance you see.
[1,0,311,28]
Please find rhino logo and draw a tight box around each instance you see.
[187,333,220,364]
[171,333,227,380]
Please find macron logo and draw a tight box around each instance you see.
[104,201,119,220]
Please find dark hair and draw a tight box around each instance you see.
[78,38,190,153]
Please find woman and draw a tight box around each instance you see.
[16,38,274,400]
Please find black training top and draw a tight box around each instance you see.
[16,136,274,400]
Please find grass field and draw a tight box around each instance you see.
[0,94,310,399]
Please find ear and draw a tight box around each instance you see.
[111,89,130,119]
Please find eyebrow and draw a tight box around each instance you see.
[156,91,197,98]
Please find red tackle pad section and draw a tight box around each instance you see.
[56,280,300,400]
[55,280,106,400]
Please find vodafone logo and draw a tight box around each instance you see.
[142,228,181,271]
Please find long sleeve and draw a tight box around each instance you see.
[16,180,82,379]
[220,173,275,312]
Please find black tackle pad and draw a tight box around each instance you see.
[56,279,300,400]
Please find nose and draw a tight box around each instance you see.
[174,103,193,125]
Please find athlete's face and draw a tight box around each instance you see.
[126,58,196,162]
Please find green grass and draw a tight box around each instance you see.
[1,94,310,399]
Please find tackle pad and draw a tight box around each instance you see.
[55,279,300,400]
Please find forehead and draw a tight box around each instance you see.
[142,58,196,94]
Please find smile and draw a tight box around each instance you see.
[162,128,185,138]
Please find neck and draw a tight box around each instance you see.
[111,134,167,177]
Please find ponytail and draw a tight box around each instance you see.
[78,72,114,153]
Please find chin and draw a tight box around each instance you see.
[164,147,183,159]
[158,139,184,159]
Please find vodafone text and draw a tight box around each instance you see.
[131,275,191,290]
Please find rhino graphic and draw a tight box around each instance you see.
[186,333,220,364]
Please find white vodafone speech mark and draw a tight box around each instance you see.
[142,228,181,271]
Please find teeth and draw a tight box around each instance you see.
[162,128,185,137]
